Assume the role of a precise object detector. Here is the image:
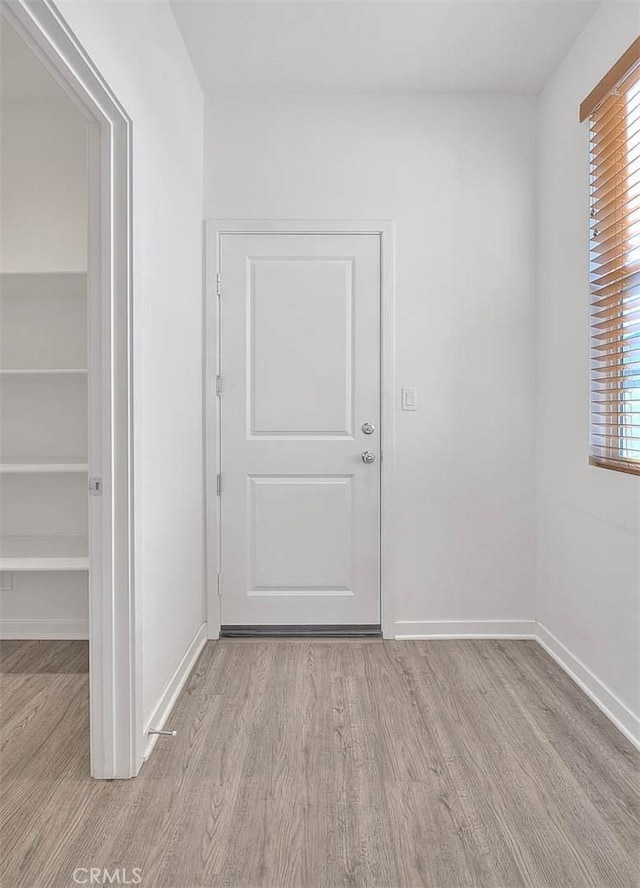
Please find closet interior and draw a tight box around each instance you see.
[0,22,90,638]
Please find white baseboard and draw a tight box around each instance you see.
[143,622,208,761]
[536,623,640,750]
[0,618,88,639]
[392,618,639,749]
[394,619,537,639]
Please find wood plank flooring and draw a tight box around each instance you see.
[1,638,638,888]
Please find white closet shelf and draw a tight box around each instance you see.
[0,536,89,572]
[0,270,87,275]
[0,368,87,375]
[0,457,88,473]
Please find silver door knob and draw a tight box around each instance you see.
[361,421,375,435]
[362,450,376,464]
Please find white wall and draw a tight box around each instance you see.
[204,92,538,633]
[0,572,88,636]
[537,2,640,732]
[57,1,205,726]
[1,101,87,272]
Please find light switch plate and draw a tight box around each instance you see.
[401,387,417,411]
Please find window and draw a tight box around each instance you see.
[581,39,640,475]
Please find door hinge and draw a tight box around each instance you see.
[217,573,223,596]
[215,374,223,396]
[89,477,103,496]
[216,272,222,297]
[216,473,222,496]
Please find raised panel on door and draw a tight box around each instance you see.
[249,475,353,594]
[249,258,354,438]
[220,232,380,627]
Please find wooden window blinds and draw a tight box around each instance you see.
[583,39,640,475]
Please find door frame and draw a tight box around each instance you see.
[205,220,396,639]
[3,0,140,777]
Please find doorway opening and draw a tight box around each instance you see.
[205,221,395,640]
[0,0,137,778]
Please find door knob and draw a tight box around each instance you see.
[361,421,375,435]
[362,450,376,464]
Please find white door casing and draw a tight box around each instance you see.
[217,230,383,628]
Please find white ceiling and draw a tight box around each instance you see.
[1,20,68,102]
[170,0,600,94]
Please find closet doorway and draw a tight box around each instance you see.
[0,0,137,779]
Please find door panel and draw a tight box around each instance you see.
[220,232,380,626]
[249,258,354,437]
[249,475,353,593]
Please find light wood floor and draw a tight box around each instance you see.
[1,638,638,888]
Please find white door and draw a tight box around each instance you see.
[218,232,381,629]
